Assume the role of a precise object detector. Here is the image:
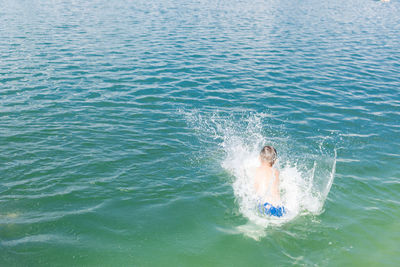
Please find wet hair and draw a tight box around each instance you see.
[260,145,277,165]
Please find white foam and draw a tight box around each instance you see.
[184,110,336,240]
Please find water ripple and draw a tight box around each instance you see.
[1,0,400,265]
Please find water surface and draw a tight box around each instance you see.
[1,0,399,266]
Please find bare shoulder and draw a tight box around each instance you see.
[274,168,280,176]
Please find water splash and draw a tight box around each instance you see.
[184,110,336,240]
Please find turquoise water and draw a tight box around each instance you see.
[1,0,400,265]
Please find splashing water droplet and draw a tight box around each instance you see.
[184,110,337,239]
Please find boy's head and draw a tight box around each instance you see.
[260,145,277,166]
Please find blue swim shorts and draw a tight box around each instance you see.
[258,202,286,217]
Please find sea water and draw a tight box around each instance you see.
[1,0,400,266]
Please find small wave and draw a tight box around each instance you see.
[1,234,77,246]
[0,202,105,225]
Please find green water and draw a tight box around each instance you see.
[1,0,399,266]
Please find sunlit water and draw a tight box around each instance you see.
[1,0,399,266]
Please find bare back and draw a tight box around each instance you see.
[254,165,281,205]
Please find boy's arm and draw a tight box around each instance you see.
[273,169,281,202]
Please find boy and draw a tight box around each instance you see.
[254,145,285,217]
